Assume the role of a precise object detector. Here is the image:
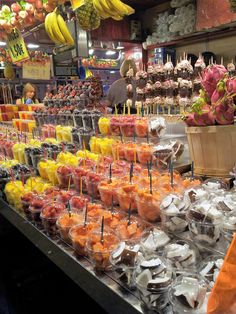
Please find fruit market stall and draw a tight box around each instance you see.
[0,0,235,313]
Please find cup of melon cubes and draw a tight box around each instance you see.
[69,221,100,257]
[136,189,163,223]
[86,230,120,271]
[56,211,85,244]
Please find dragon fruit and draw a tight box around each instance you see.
[214,98,235,125]
[226,77,236,94]
[184,105,215,127]
[201,64,227,98]
[211,78,226,104]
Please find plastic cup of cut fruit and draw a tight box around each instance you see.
[110,117,121,136]
[69,195,90,212]
[85,172,105,199]
[86,230,120,271]
[72,167,88,193]
[98,180,120,207]
[21,192,37,220]
[98,117,110,135]
[69,222,100,257]
[124,143,137,162]
[29,196,46,226]
[117,184,138,212]
[120,116,136,138]
[40,202,66,238]
[136,144,154,165]
[134,117,148,138]
[111,141,125,160]
[56,212,85,244]
[115,217,147,244]
[86,203,104,221]
[102,210,127,231]
[136,189,162,223]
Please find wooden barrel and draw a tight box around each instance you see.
[186,125,236,177]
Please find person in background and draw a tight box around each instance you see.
[16,83,39,105]
[107,58,138,114]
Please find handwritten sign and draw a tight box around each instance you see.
[6,28,29,63]
[71,0,85,10]
[22,60,51,80]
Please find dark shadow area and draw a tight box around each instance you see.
[0,216,107,314]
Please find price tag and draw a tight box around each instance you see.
[6,28,29,63]
[70,0,85,10]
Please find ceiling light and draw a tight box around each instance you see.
[0,41,6,46]
[110,71,116,73]
[27,43,39,49]
[106,50,116,56]
[89,49,94,55]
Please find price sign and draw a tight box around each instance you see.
[6,28,29,63]
[23,60,51,80]
[70,0,85,10]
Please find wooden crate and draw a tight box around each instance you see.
[186,125,236,177]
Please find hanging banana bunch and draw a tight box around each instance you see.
[45,9,75,46]
[92,0,135,20]
[75,0,101,31]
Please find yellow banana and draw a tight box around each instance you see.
[45,13,59,44]
[93,0,110,19]
[100,0,115,17]
[111,14,123,20]
[107,0,134,16]
[50,11,66,45]
[57,14,74,46]
[122,2,135,15]
[99,0,112,13]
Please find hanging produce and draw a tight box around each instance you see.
[4,62,15,80]
[75,0,101,31]
[45,8,74,46]
[0,1,67,36]
[92,0,134,20]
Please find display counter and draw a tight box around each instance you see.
[0,198,143,314]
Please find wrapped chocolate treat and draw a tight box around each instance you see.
[147,64,155,82]
[153,63,165,82]
[135,87,146,114]
[227,61,236,77]
[153,144,173,169]
[177,58,194,80]
[148,116,166,139]
[163,60,174,79]
[193,55,206,93]
[194,55,206,78]
[178,78,193,99]
[135,255,172,311]
[136,70,148,88]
